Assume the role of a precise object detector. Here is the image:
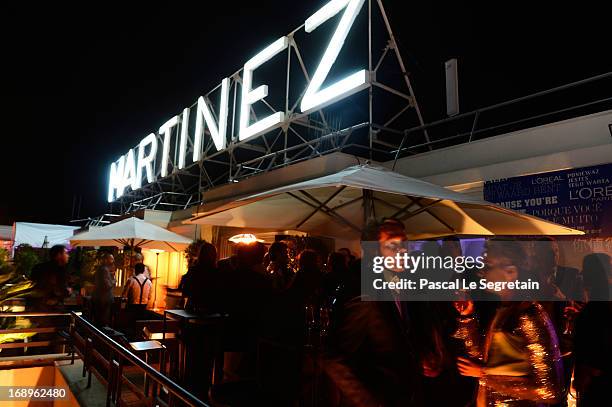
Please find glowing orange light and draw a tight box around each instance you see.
[228,233,263,244]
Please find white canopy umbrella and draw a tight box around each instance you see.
[186,165,583,240]
[71,217,192,252]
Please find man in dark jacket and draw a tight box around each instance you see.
[29,245,71,310]
[325,282,422,406]
[323,220,422,406]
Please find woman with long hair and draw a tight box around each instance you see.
[180,242,217,312]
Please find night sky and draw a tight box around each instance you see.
[2,1,611,225]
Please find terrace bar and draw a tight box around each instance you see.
[2,1,611,406]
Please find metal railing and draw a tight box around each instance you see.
[71,312,209,407]
[0,311,74,355]
[392,71,612,167]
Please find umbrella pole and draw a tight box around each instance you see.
[128,244,133,286]
[153,252,160,309]
[131,240,136,273]
[363,189,374,234]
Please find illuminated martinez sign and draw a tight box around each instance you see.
[107,0,371,202]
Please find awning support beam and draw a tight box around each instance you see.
[399,199,443,221]
[425,208,456,233]
[295,186,346,229]
[297,190,362,233]
[398,197,455,233]
[390,196,419,219]
[286,191,361,234]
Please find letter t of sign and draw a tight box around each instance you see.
[159,116,179,177]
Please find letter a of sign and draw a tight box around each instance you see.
[300,0,368,114]
[108,155,125,202]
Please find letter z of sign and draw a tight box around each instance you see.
[300,0,369,114]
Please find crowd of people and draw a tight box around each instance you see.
[165,222,610,406]
[27,248,152,328]
[24,221,611,406]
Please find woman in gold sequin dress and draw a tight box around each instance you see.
[454,239,564,407]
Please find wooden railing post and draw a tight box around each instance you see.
[86,337,93,388]
[69,317,75,364]
[115,358,123,404]
[106,358,117,407]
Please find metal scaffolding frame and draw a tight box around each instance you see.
[108,0,430,214]
[104,0,612,217]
